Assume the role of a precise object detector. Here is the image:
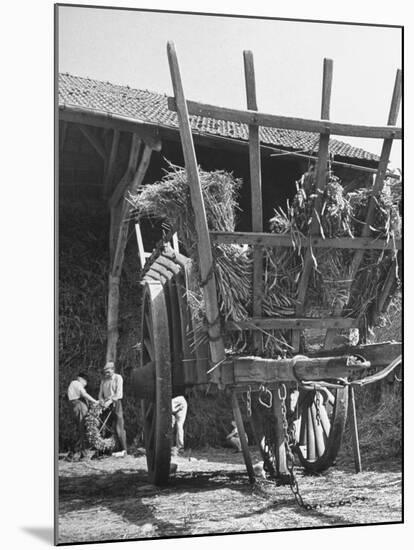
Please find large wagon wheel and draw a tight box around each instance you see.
[140,281,172,485]
[293,386,348,473]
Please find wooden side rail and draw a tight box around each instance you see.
[167,97,401,140]
[210,231,401,250]
[225,317,358,331]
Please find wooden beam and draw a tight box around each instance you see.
[232,354,369,385]
[167,41,225,373]
[108,136,141,209]
[225,317,358,331]
[311,341,401,368]
[270,150,399,179]
[324,69,402,349]
[59,105,162,151]
[232,392,255,483]
[209,231,402,250]
[103,129,120,198]
[106,137,153,362]
[79,125,107,160]
[167,97,402,140]
[292,58,333,352]
[244,50,263,354]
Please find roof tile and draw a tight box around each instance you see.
[59,73,379,162]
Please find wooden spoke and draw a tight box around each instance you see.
[306,404,316,461]
[311,403,326,458]
[318,399,331,438]
[143,337,154,361]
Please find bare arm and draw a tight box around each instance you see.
[98,382,104,402]
[79,387,98,404]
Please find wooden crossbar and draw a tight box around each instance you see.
[210,231,401,250]
[167,97,401,140]
[167,41,226,372]
[225,317,358,331]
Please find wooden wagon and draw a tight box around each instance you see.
[131,42,402,487]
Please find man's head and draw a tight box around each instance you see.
[77,373,88,387]
[103,361,115,379]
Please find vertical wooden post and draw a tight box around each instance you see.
[348,386,362,473]
[106,137,153,363]
[243,50,263,354]
[324,69,402,348]
[167,41,226,378]
[60,121,68,153]
[272,389,288,475]
[232,392,255,484]
[292,58,333,352]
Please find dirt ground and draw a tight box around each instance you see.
[57,447,402,544]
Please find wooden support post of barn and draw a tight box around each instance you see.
[106,133,155,363]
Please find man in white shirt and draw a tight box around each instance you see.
[171,395,188,456]
[99,362,127,457]
[67,373,98,458]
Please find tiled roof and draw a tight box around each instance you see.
[59,73,379,163]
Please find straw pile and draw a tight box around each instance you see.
[131,163,401,355]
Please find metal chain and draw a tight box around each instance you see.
[315,391,321,426]
[246,386,252,417]
[277,382,370,511]
[278,383,312,509]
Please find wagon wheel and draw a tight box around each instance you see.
[293,386,348,473]
[140,281,172,485]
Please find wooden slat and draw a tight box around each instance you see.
[270,150,400,179]
[79,125,107,160]
[292,58,333,352]
[167,41,225,372]
[135,222,147,268]
[311,341,401,368]
[232,392,255,483]
[210,231,402,250]
[59,105,162,151]
[225,316,358,331]
[324,69,402,348]
[167,97,402,140]
[244,50,263,353]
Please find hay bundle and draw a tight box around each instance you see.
[131,162,252,323]
[131,163,401,355]
[268,170,401,343]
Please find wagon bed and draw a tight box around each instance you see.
[131,41,402,488]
